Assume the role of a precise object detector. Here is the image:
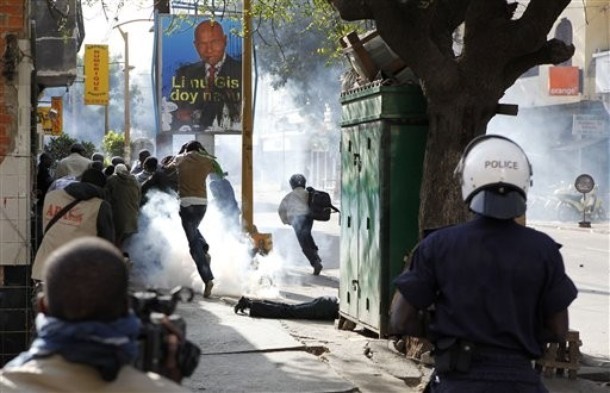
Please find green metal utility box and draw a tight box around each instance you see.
[339,83,427,336]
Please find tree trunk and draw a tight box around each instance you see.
[329,0,574,236]
[419,116,471,232]
[418,93,496,232]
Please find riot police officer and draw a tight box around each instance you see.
[389,135,578,392]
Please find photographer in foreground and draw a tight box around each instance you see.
[0,237,190,392]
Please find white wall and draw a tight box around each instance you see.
[0,39,32,266]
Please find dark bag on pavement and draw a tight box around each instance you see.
[306,186,340,221]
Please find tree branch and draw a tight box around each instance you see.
[464,0,518,31]
[502,38,575,91]
[327,0,373,21]
[462,0,518,56]
[511,0,571,54]
[328,0,468,95]
[429,0,469,58]
[367,0,461,96]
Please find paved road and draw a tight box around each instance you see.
[528,221,610,360]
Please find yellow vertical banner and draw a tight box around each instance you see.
[50,96,63,135]
[84,44,109,105]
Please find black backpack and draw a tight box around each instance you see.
[306,187,340,221]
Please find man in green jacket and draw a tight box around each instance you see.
[166,140,223,298]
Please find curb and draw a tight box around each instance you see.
[528,220,610,235]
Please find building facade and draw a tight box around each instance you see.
[0,0,34,365]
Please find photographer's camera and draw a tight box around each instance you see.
[130,286,201,378]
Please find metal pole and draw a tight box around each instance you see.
[119,27,131,165]
[241,0,253,234]
[104,104,109,135]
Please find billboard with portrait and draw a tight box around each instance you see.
[155,15,242,135]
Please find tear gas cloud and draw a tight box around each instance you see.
[125,182,337,299]
[488,98,610,220]
[126,189,283,298]
[126,71,342,298]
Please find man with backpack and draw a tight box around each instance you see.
[32,168,115,282]
[278,174,323,275]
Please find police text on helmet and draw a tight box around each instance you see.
[484,160,519,170]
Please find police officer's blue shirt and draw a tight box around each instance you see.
[394,215,578,359]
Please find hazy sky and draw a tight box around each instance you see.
[81,2,156,77]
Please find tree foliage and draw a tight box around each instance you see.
[45,133,96,161]
[102,130,126,159]
[250,1,367,78]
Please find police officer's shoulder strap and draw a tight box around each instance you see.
[44,199,82,234]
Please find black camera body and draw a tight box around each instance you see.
[130,286,201,377]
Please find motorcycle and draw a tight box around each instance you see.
[553,185,606,222]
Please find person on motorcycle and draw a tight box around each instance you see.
[554,181,605,222]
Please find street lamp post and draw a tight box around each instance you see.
[118,26,131,164]
[111,19,152,163]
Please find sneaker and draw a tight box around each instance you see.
[313,262,323,276]
[234,296,252,314]
[203,280,214,298]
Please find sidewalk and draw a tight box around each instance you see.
[180,297,358,393]
[178,266,610,393]
[178,270,423,393]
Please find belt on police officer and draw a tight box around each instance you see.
[434,339,533,374]
[472,343,531,362]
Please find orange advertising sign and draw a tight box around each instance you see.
[51,96,63,135]
[84,44,109,105]
[548,66,579,96]
[37,98,63,136]
[37,107,53,135]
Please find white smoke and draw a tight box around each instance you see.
[126,188,284,299]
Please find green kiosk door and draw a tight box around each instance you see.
[338,84,427,336]
[341,124,382,325]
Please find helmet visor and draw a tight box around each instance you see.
[469,189,526,219]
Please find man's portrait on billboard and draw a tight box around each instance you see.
[159,16,242,133]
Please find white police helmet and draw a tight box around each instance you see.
[454,135,532,219]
